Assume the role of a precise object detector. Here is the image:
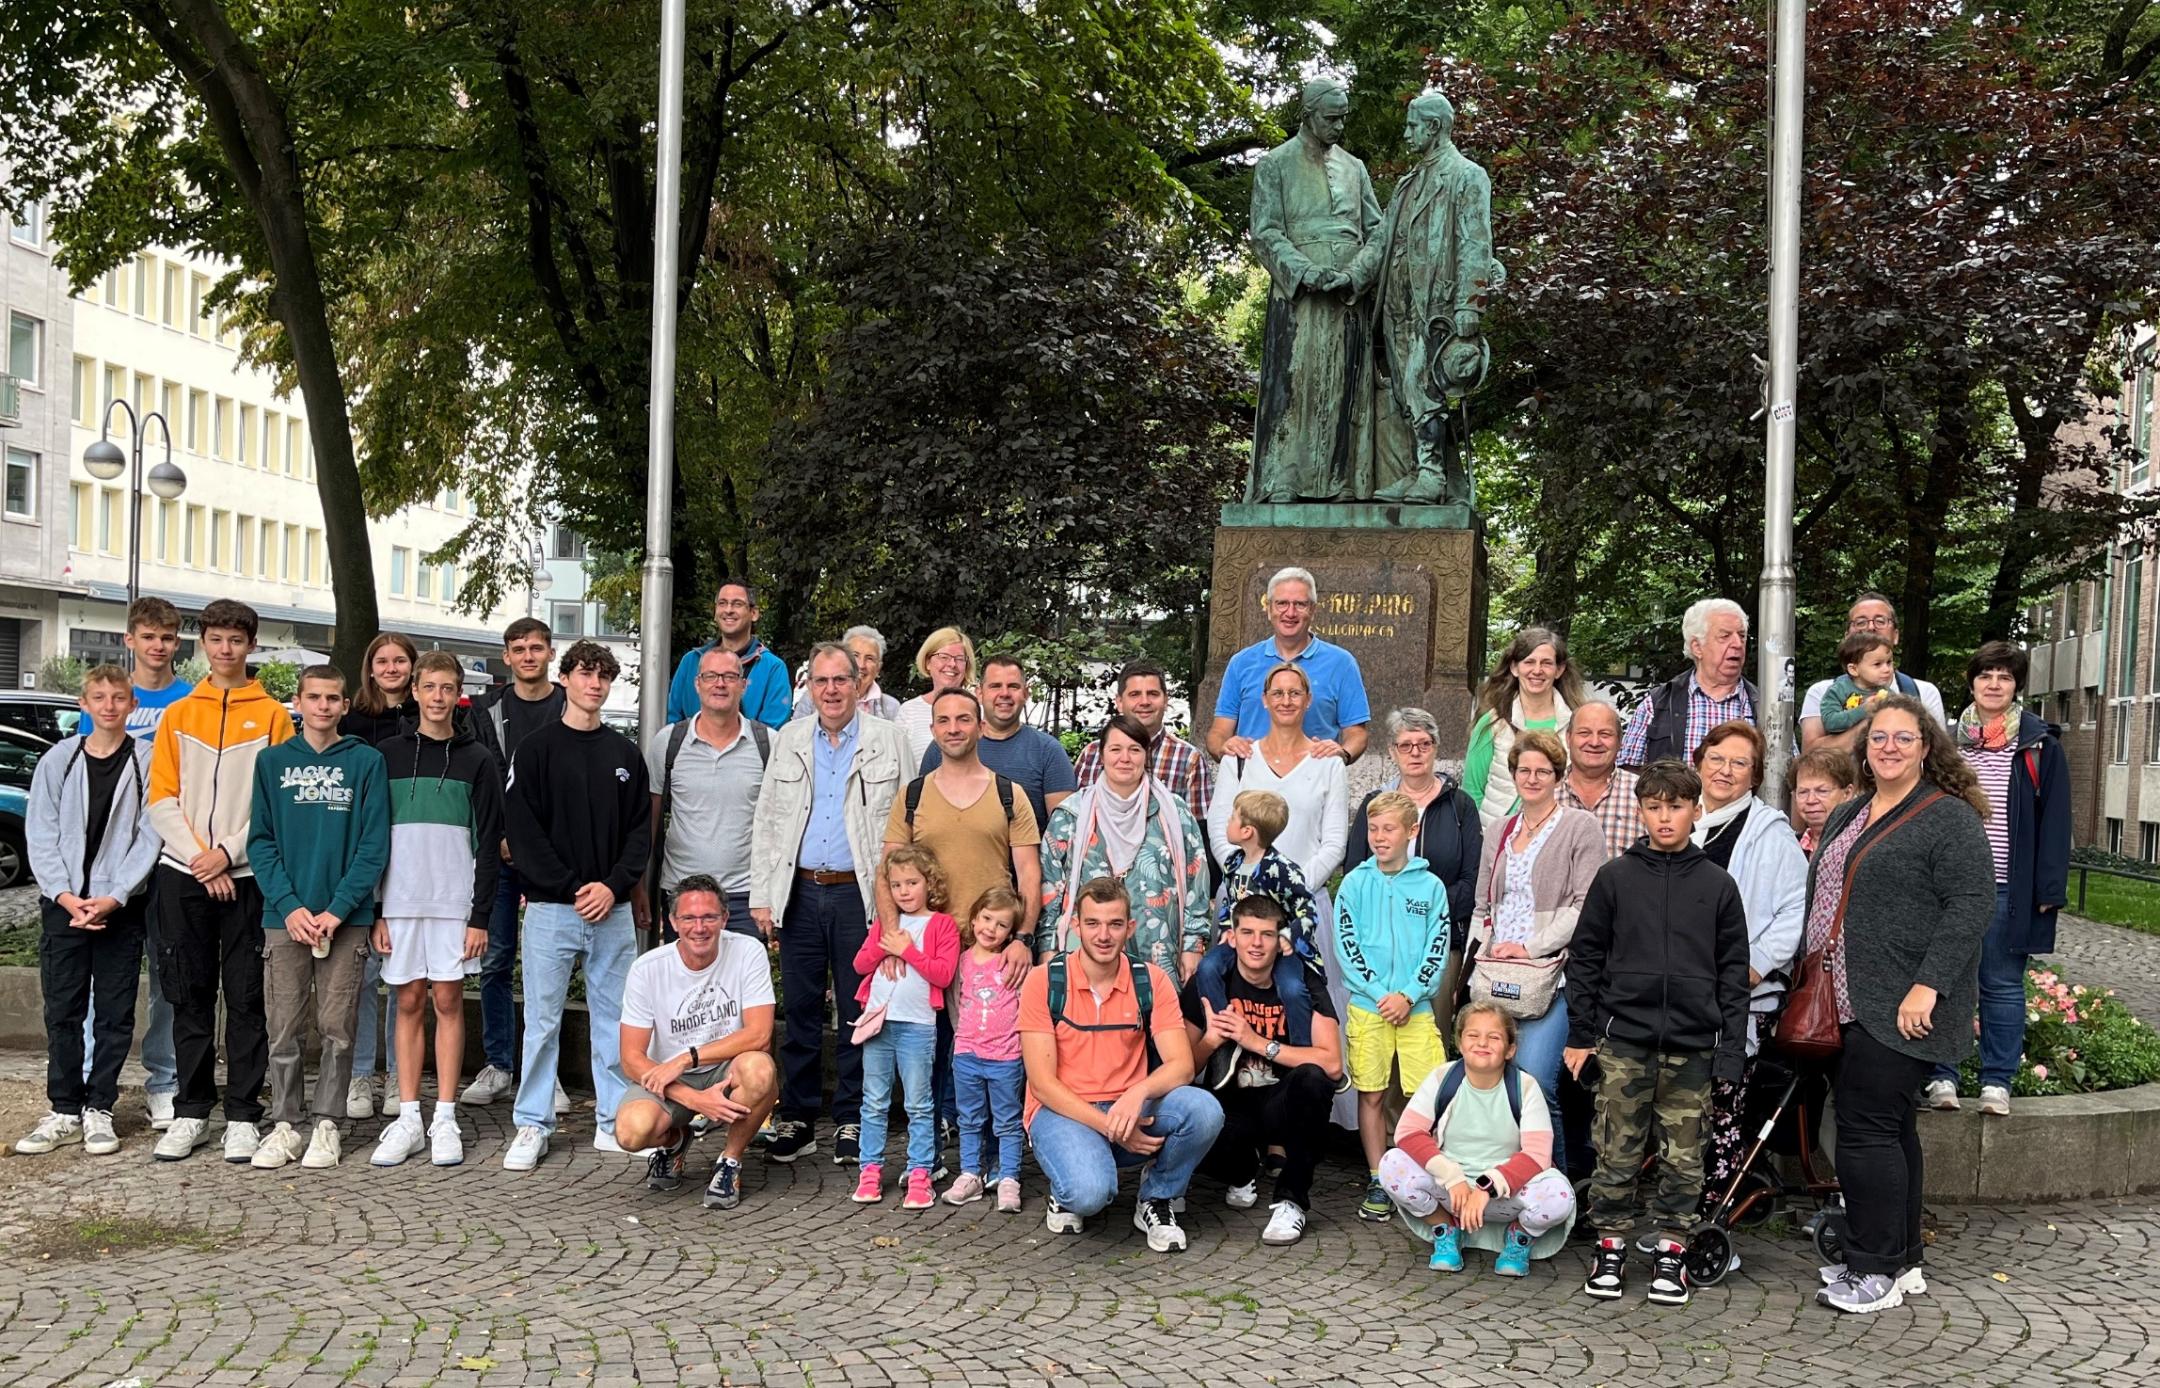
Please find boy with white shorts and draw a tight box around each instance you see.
[369,652,504,1167]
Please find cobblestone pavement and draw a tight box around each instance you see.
[2049,913,2160,1024]
[0,908,2155,1387]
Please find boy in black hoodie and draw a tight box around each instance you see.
[1563,759,1748,1308]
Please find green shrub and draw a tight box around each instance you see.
[39,655,85,696]
[1957,965,2160,1097]
[255,660,299,702]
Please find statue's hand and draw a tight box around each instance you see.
[1318,269,1351,293]
[1454,309,1482,338]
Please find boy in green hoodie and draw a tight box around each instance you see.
[1332,791,1452,1222]
[246,666,390,1172]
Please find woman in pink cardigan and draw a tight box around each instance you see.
[1462,731,1609,1175]
[850,847,960,1210]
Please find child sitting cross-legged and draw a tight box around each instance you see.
[1379,1000,1577,1276]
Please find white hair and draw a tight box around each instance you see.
[840,625,887,660]
[1681,598,1748,656]
[1267,566,1320,605]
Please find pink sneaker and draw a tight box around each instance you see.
[852,1163,883,1203]
[943,1172,985,1206]
[996,1178,1023,1213]
[902,1168,935,1210]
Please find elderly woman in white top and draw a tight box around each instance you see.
[1690,718,1808,1198]
[891,626,976,764]
[794,625,901,722]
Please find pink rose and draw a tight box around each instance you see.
[2032,1064,2049,1080]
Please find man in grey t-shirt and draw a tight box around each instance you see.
[919,654,1076,826]
[640,647,769,941]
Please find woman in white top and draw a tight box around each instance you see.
[891,626,976,765]
[1208,662,1351,1122]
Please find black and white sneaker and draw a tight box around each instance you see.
[1044,1195,1084,1235]
[1585,1238,1629,1300]
[833,1123,861,1165]
[1133,1197,1188,1252]
[766,1119,815,1163]
[645,1133,688,1192]
[1647,1240,1691,1305]
[704,1156,744,1209]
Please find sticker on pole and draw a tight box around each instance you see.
[1771,401,1794,423]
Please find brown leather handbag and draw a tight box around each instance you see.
[1775,791,1945,1060]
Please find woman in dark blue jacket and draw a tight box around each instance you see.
[1922,641,2071,1117]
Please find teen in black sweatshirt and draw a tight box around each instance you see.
[502,720,650,907]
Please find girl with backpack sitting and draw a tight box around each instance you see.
[1378,1000,1577,1276]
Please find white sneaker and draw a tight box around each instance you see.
[153,1117,209,1161]
[146,1091,176,1130]
[1043,1195,1084,1235]
[1226,1179,1260,1210]
[300,1119,341,1169]
[82,1109,120,1156]
[592,1126,651,1156]
[553,1080,571,1115]
[503,1125,550,1172]
[1261,1199,1307,1246]
[345,1077,376,1120]
[382,1086,403,1119]
[1921,1079,1960,1111]
[249,1122,304,1169]
[14,1112,82,1154]
[460,1064,513,1105]
[370,1116,426,1167]
[430,1113,464,1167]
[1978,1084,2011,1116]
[223,1120,262,1163]
[1821,1263,1929,1296]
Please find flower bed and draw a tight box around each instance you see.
[1953,966,2160,1098]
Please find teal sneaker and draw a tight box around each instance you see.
[1357,1177,1394,1222]
[1428,1223,1464,1272]
[1493,1222,1532,1277]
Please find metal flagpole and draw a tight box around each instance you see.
[1758,0,1806,810]
[638,0,688,747]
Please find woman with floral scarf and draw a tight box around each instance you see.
[1918,641,2071,1118]
[1037,714,1212,980]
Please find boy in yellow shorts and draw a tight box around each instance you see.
[1332,790,1452,1221]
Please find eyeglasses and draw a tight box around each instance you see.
[673,914,723,927]
[928,652,968,668]
[1867,731,1922,749]
[1514,766,1557,780]
[1701,754,1754,772]
[1849,615,1895,631]
[1271,599,1314,611]
[695,672,744,686]
[1393,737,1436,753]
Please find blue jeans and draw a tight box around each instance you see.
[1934,884,2021,1090]
[1027,1087,1225,1216]
[777,881,868,1125]
[349,948,397,1082]
[858,1019,937,1173]
[954,1052,1025,1183]
[511,902,634,1133]
[1514,991,1572,1166]
[479,863,524,1074]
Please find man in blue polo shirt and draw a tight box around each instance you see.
[1207,567,1372,762]
[665,579,793,727]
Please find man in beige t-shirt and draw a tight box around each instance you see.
[882,690,1042,941]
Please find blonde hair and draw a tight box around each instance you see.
[882,845,951,912]
[914,626,977,687]
[963,885,1025,947]
[1232,789,1290,847]
[413,650,464,685]
[1364,789,1420,831]
[80,663,133,695]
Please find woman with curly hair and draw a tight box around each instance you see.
[1806,695,1993,1314]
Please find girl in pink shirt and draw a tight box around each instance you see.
[850,848,959,1210]
[943,886,1028,1212]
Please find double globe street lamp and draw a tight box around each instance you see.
[83,399,187,665]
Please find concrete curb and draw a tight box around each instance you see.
[1917,1083,2160,1202]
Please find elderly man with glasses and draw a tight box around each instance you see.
[638,647,773,946]
[1207,566,1372,764]
[1798,592,1947,752]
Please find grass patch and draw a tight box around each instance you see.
[2071,870,2160,934]
[27,1210,235,1262]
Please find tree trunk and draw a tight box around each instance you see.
[1898,375,1975,681]
[1985,384,2056,642]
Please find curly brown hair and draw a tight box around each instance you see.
[881,845,951,912]
[1852,694,1988,818]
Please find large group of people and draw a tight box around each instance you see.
[16,576,2073,1315]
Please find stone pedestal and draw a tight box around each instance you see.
[1199,505,1489,758]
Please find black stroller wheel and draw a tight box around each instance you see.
[1813,1210,1850,1267]
[1687,1225,1734,1287]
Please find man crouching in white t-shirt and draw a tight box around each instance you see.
[619,873,779,1208]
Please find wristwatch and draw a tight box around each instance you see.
[688,1045,702,1070]
[1263,1039,1282,1062]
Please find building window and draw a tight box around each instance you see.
[5,448,37,520]
[2085,686,2100,727]
[238,404,255,466]
[2115,703,2133,764]
[263,412,280,472]
[390,546,409,595]
[2132,351,2155,490]
[71,357,90,425]
[133,254,152,317]
[305,529,321,585]
[7,199,42,247]
[2121,547,2144,697]
[182,504,201,566]
[549,601,585,638]
[442,563,459,605]
[162,263,182,327]
[257,521,271,578]
[287,420,303,476]
[235,516,252,576]
[132,371,152,415]
[593,602,630,638]
[156,499,176,564]
[213,397,232,460]
[2066,584,2082,637]
[98,489,118,553]
[283,524,299,582]
[2108,818,2125,855]
[7,312,42,389]
[70,483,93,549]
[552,525,586,560]
[417,562,434,602]
[2144,822,2159,865]
[210,510,228,570]
[186,390,206,453]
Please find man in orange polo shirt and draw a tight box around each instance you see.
[1019,877,1223,1252]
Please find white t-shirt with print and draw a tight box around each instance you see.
[621,934,775,1071]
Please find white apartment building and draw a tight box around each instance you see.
[0,196,75,684]
[0,213,522,679]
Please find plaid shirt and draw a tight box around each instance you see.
[1074,732,1214,822]
[1556,767,1641,861]
[1618,673,1756,769]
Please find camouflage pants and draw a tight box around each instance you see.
[1587,1041,1713,1237]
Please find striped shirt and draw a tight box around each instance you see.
[1074,732,1214,822]
[1618,674,1756,769]
[1556,767,1641,861]
[1963,745,2014,885]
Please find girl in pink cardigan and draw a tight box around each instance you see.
[850,847,960,1209]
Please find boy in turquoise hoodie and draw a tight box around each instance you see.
[247,665,390,1173]
[1333,790,1451,1222]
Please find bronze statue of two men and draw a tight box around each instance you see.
[1247,80,1503,508]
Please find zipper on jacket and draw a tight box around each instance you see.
[205,687,232,857]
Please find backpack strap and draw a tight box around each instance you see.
[1502,1060,1524,1125]
[749,719,770,763]
[648,719,695,931]
[995,772,1015,823]
[907,771,1015,829]
[1045,952,1159,1072]
[1433,1058,1466,1117]
[905,774,925,832]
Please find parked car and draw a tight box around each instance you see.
[0,724,44,890]
[0,690,79,744]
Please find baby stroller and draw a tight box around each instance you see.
[1684,1047,1847,1287]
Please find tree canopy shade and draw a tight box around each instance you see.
[1457,0,2160,687]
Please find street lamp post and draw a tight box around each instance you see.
[1757,0,1807,810]
[83,399,187,671]
[525,537,555,619]
[637,0,689,747]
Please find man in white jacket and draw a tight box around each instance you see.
[748,642,917,1166]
